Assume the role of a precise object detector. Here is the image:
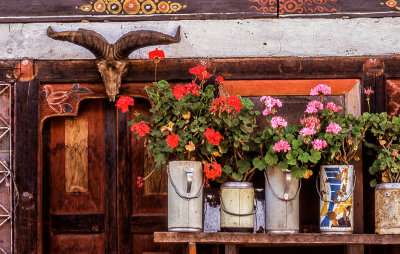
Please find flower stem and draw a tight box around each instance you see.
[154,61,158,82]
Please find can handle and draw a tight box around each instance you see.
[167,165,204,200]
[264,169,301,201]
[220,195,256,216]
[316,170,356,203]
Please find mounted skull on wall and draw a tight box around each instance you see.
[47,26,181,101]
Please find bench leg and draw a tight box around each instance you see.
[346,244,364,254]
[187,242,196,254]
[225,244,239,254]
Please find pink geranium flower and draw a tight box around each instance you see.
[325,102,342,113]
[311,139,328,150]
[260,96,282,116]
[310,84,332,96]
[273,140,292,152]
[299,127,316,137]
[270,116,288,129]
[392,149,399,157]
[305,100,323,114]
[326,122,342,134]
[300,116,321,130]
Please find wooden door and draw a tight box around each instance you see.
[42,98,182,254]
[42,99,117,253]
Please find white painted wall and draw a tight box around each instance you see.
[1,18,400,59]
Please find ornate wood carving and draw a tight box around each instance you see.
[387,79,400,117]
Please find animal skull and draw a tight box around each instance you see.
[47,26,181,101]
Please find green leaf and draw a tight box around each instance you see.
[237,160,251,173]
[232,172,243,181]
[223,165,232,174]
[291,166,307,180]
[292,139,303,149]
[253,158,267,170]
[370,179,377,188]
[278,161,288,170]
[309,150,321,164]
[298,152,310,163]
[264,153,278,166]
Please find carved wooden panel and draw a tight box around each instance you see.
[0,0,276,22]
[65,118,89,193]
[279,0,400,17]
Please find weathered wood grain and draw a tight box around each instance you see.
[51,213,105,234]
[65,118,88,193]
[32,57,400,84]
[154,232,400,245]
[117,108,132,253]
[14,79,40,254]
[102,101,118,253]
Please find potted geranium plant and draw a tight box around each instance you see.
[365,111,400,234]
[202,81,259,232]
[308,84,372,234]
[116,48,226,232]
[251,96,319,233]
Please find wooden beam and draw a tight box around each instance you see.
[154,232,400,245]
[346,244,364,254]
[224,244,239,254]
[14,79,40,253]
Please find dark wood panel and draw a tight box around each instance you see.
[130,215,168,234]
[14,79,40,254]
[51,214,105,234]
[0,0,276,23]
[49,234,105,254]
[279,0,400,18]
[117,108,132,253]
[102,100,118,253]
[31,57,400,84]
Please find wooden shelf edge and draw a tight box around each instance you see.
[154,232,400,245]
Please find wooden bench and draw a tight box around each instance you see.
[154,232,400,254]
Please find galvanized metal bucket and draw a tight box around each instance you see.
[220,182,255,232]
[318,165,355,234]
[167,161,203,232]
[375,183,400,234]
[265,166,300,233]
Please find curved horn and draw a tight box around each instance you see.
[113,26,181,60]
[47,26,110,59]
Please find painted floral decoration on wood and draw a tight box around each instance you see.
[41,83,92,114]
[77,0,187,15]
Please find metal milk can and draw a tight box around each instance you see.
[318,165,355,233]
[220,182,255,232]
[265,166,300,233]
[168,161,203,232]
[375,183,400,234]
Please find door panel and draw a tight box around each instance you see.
[43,100,112,253]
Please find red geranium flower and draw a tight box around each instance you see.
[185,81,201,96]
[130,121,150,137]
[204,128,222,146]
[216,76,224,84]
[172,85,189,100]
[115,96,134,113]
[209,95,242,115]
[166,133,180,148]
[189,65,210,80]
[137,177,144,188]
[148,48,165,63]
[227,95,242,114]
[204,161,222,181]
